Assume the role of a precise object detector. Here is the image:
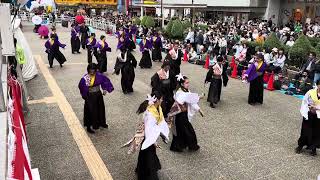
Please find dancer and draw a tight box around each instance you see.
[44,34,67,68]
[151,32,163,62]
[114,48,137,94]
[124,25,137,51]
[71,23,81,54]
[168,42,183,76]
[138,35,152,69]
[80,23,89,49]
[243,53,267,105]
[295,80,320,156]
[95,35,111,73]
[205,56,228,108]
[86,33,97,63]
[168,74,203,152]
[122,92,169,180]
[78,63,114,133]
[151,60,175,118]
[50,27,58,40]
[116,27,127,51]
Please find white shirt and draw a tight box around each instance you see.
[273,55,286,68]
[286,40,294,47]
[141,110,169,150]
[175,90,200,122]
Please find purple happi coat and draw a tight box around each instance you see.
[245,61,267,82]
[86,37,97,49]
[151,36,162,49]
[139,39,152,52]
[45,39,66,53]
[94,41,111,53]
[78,72,114,99]
[71,27,80,40]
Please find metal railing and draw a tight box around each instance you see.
[19,12,117,34]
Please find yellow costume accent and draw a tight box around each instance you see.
[101,41,105,48]
[309,89,320,105]
[50,39,54,45]
[143,39,146,46]
[147,105,164,125]
[89,74,95,87]
[257,61,263,70]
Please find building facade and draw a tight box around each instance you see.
[131,0,320,25]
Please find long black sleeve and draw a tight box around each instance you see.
[205,68,213,83]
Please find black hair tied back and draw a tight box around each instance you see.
[136,91,162,114]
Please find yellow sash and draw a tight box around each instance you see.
[101,41,105,48]
[89,74,95,87]
[257,61,263,71]
[143,39,146,46]
[153,37,157,42]
[50,39,54,45]
[147,105,164,125]
[309,89,320,105]
[89,37,93,44]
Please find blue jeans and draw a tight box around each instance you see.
[314,73,320,84]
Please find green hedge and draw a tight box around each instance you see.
[182,20,192,30]
[170,19,184,39]
[145,16,155,28]
[133,17,141,25]
[141,16,147,26]
[308,37,320,47]
[289,35,315,68]
[263,33,283,50]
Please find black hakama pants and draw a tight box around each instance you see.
[83,91,107,129]
[207,78,222,104]
[81,34,88,49]
[47,50,66,67]
[136,142,161,180]
[298,112,320,149]
[87,48,98,64]
[248,75,264,104]
[139,51,152,68]
[121,64,135,93]
[170,112,199,152]
[152,47,162,62]
[97,52,108,73]
[71,37,81,53]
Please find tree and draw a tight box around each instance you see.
[165,18,174,38]
[263,33,283,50]
[289,35,314,68]
[182,20,192,30]
[144,16,155,28]
[133,17,141,25]
[170,19,184,39]
[141,16,147,26]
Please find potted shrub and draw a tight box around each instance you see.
[289,35,315,68]
[144,16,155,28]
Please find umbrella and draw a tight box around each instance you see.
[32,15,42,25]
[38,25,49,37]
[75,15,85,24]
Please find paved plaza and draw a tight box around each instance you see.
[22,23,320,180]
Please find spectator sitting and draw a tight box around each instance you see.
[188,47,198,64]
[236,43,248,77]
[194,46,207,65]
[269,48,286,74]
[286,36,295,47]
[298,52,317,80]
[292,71,313,95]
